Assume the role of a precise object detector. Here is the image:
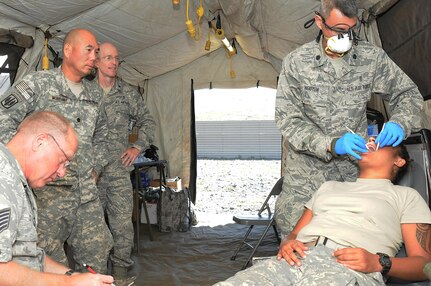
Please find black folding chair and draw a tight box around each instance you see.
[230,177,283,270]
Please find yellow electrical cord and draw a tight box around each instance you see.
[185,0,204,40]
[185,0,196,39]
[42,38,49,70]
[205,27,211,51]
[195,0,204,40]
[230,57,235,78]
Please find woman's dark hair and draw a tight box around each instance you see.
[393,143,411,184]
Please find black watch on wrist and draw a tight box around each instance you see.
[377,252,392,276]
[65,269,75,276]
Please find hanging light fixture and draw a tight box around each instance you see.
[221,37,235,55]
[212,14,236,56]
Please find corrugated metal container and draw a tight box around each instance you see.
[196,120,281,159]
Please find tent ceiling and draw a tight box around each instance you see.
[0,0,393,86]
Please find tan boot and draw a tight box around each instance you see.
[112,266,137,286]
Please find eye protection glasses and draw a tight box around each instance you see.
[47,134,71,169]
[315,11,361,40]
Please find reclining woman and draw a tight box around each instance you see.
[215,139,431,285]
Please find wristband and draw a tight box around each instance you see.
[330,138,340,158]
[65,269,75,275]
[377,252,392,276]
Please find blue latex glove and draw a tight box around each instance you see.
[375,122,404,148]
[334,133,368,160]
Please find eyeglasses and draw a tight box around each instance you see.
[315,11,360,38]
[101,55,122,63]
[47,134,71,168]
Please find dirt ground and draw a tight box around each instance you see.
[194,159,281,217]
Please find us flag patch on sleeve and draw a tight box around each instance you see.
[14,81,34,101]
[0,208,10,233]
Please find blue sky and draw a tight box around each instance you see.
[194,87,276,121]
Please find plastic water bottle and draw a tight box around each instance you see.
[140,171,151,188]
[367,122,378,137]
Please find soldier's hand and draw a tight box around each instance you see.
[91,169,99,184]
[375,121,404,148]
[121,147,141,166]
[334,133,368,160]
[333,247,380,273]
[277,238,308,267]
[70,273,114,286]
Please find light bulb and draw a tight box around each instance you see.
[221,37,234,53]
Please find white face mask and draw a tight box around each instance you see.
[325,33,353,55]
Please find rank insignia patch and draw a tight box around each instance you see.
[0,208,10,233]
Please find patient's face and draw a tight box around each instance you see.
[365,137,377,152]
[359,138,397,167]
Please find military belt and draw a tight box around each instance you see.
[306,236,347,250]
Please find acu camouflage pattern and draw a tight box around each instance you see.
[95,77,155,268]
[0,68,113,273]
[0,144,45,271]
[69,182,113,274]
[159,187,192,232]
[98,171,134,268]
[0,68,110,202]
[214,246,385,286]
[36,180,113,273]
[274,39,424,234]
[95,77,155,173]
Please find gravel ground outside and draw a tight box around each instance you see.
[194,159,281,216]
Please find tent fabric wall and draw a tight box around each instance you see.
[377,0,431,100]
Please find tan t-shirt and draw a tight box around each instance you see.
[65,77,83,96]
[297,178,431,256]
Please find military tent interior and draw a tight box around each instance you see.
[0,0,430,285]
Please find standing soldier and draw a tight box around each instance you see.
[274,0,424,235]
[0,28,113,274]
[94,42,155,285]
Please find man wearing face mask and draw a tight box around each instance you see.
[274,0,424,235]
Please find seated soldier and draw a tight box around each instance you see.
[0,111,114,286]
[215,140,431,285]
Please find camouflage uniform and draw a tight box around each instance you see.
[0,143,45,271]
[274,39,424,234]
[0,68,113,273]
[214,246,385,286]
[96,77,155,271]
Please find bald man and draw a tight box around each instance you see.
[0,110,114,286]
[94,42,155,284]
[0,28,113,274]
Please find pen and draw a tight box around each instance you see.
[83,263,97,274]
[376,123,385,151]
[83,263,117,286]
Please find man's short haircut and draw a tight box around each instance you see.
[321,0,358,18]
[393,143,411,184]
[63,28,93,48]
[18,110,72,139]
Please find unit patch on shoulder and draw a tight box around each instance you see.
[1,94,19,109]
[1,81,34,110]
[0,208,10,234]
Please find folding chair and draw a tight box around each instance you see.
[387,129,431,286]
[230,177,283,270]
